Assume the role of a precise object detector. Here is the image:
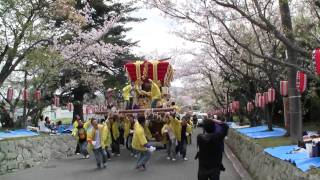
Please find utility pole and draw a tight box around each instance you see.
[279,0,302,141]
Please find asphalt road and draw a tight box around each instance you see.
[1,129,241,180]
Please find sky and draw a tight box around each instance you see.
[125,3,194,87]
[126,6,184,57]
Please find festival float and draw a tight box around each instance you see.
[96,59,174,114]
[95,59,175,142]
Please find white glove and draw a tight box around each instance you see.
[130,130,134,134]
[148,146,156,152]
[163,129,168,133]
[186,132,189,136]
[92,141,97,146]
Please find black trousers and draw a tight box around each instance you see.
[119,128,125,145]
[111,138,120,154]
[176,139,187,158]
[198,167,221,180]
[75,143,80,154]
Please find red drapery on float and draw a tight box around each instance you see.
[124,60,174,86]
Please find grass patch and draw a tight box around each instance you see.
[253,136,294,148]
[308,167,320,175]
[303,122,320,131]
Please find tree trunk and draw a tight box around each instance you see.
[283,97,290,136]
[267,104,273,131]
[73,87,85,121]
[279,0,302,141]
[22,70,28,128]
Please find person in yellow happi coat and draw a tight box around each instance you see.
[123,116,131,141]
[144,121,153,140]
[110,115,121,156]
[161,113,181,161]
[148,79,161,108]
[132,115,153,170]
[123,115,136,156]
[72,115,84,155]
[123,83,134,110]
[102,119,112,160]
[170,102,181,113]
[87,119,108,169]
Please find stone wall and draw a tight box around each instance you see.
[225,129,320,180]
[0,135,76,175]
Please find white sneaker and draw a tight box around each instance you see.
[116,154,120,157]
[134,154,138,158]
[166,157,171,160]
[85,155,90,159]
[183,157,188,161]
[76,153,80,155]
[172,158,176,162]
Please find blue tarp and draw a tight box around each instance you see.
[265,145,320,172]
[236,125,286,139]
[60,124,73,134]
[0,129,38,140]
[295,157,320,172]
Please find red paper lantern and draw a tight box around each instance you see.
[280,81,288,96]
[7,87,13,102]
[22,89,29,101]
[86,106,91,114]
[232,101,240,111]
[94,105,99,113]
[264,92,269,104]
[67,102,73,112]
[296,71,307,93]
[255,93,260,107]
[267,88,276,103]
[259,94,265,108]
[247,102,254,112]
[229,103,234,113]
[34,90,41,102]
[53,96,60,107]
[313,49,320,75]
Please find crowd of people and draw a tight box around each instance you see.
[71,111,194,170]
[66,79,229,179]
[70,110,229,180]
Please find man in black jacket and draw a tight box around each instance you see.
[196,119,229,180]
